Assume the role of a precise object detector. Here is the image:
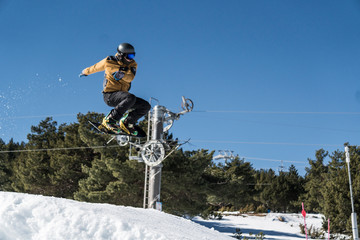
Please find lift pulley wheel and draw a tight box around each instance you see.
[116,135,130,146]
[181,96,194,112]
[141,140,165,167]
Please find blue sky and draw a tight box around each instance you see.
[1,0,360,175]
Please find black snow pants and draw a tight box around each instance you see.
[103,91,151,124]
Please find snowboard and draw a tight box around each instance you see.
[88,121,147,138]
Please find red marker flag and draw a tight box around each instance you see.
[302,202,306,217]
[302,202,308,240]
[302,208,306,218]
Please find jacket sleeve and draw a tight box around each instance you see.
[82,58,107,76]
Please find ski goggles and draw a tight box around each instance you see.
[125,53,135,60]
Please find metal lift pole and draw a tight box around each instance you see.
[141,97,193,209]
[148,105,165,209]
[345,146,359,240]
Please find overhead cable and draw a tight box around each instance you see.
[2,110,360,120]
[0,114,77,120]
[0,145,118,153]
[240,156,305,164]
[0,144,306,165]
[191,140,342,147]
[194,110,360,115]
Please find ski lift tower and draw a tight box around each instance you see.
[143,96,193,209]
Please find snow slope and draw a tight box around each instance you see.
[0,192,232,240]
[1,191,340,240]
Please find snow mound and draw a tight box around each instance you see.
[0,192,232,240]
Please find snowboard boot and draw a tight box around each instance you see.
[102,112,121,133]
[120,115,138,136]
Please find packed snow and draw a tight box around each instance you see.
[0,191,332,240]
[0,192,231,240]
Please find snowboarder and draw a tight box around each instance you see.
[79,43,151,136]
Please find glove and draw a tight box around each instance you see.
[79,70,87,77]
[113,71,125,81]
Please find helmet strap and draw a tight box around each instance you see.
[115,53,122,61]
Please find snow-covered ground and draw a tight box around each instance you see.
[193,212,325,239]
[0,191,329,240]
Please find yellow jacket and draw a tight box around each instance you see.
[82,56,137,92]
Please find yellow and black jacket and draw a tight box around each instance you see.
[82,56,137,93]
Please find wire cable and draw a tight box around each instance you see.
[194,110,360,115]
[190,140,342,147]
[0,145,118,153]
[0,114,77,120]
[240,156,306,164]
[0,145,306,165]
[0,141,311,166]
[0,110,353,165]
[1,110,360,120]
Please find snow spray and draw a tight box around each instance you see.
[302,202,308,240]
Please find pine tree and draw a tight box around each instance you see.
[161,149,213,216]
[74,112,144,206]
[47,122,95,198]
[0,138,16,191]
[320,146,360,234]
[254,169,276,210]
[320,149,349,234]
[301,149,328,213]
[254,166,303,212]
[272,171,290,212]
[285,165,305,212]
[204,157,255,210]
[12,118,61,195]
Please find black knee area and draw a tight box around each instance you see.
[126,93,137,107]
[144,101,151,112]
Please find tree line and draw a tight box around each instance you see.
[0,112,358,235]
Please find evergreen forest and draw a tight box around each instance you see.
[0,112,359,236]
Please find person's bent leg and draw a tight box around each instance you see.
[103,91,136,120]
[126,97,151,124]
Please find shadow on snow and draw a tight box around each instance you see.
[192,218,303,239]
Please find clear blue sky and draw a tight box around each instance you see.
[1,0,360,175]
